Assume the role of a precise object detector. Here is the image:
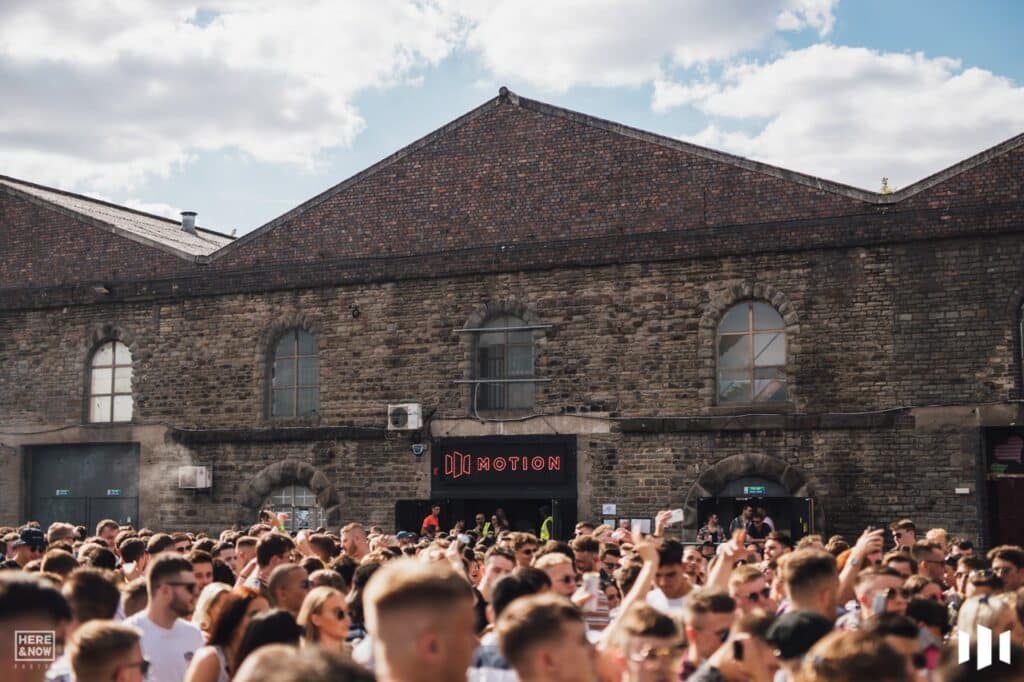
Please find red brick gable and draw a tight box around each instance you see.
[211,93,874,270]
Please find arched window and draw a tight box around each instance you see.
[475,315,535,410]
[264,485,326,532]
[717,302,788,403]
[89,341,133,422]
[270,329,318,417]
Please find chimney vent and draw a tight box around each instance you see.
[181,211,197,234]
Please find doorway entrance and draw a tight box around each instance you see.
[697,495,813,541]
[395,497,575,538]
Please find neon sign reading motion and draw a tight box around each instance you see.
[444,451,562,479]
[432,438,573,487]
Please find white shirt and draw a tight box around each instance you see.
[125,612,205,682]
[645,588,687,616]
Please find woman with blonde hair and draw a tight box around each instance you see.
[298,586,350,651]
[191,582,231,641]
[957,593,1023,646]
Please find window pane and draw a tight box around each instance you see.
[507,343,533,376]
[718,335,750,369]
[753,332,785,366]
[273,388,294,417]
[298,357,319,386]
[113,367,132,393]
[91,367,113,395]
[295,487,316,505]
[91,396,112,422]
[270,487,291,506]
[114,342,132,365]
[273,359,295,388]
[275,333,296,358]
[718,369,751,403]
[478,346,504,379]
[718,305,749,333]
[754,368,788,401]
[507,382,534,409]
[478,331,504,349]
[297,388,318,416]
[752,302,784,330]
[297,331,316,355]
[112,395,133,422]
[92,342,114,367]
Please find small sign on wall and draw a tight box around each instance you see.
[106,489,122,497]
[602,503,617,515]
[55,489,71,497]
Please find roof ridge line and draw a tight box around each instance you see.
[510,91,1024,204]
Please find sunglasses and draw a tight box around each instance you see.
[119,659,151,676]
[881,588,910,600]
[166,581,198,594]
[746,588,772,602]
[300,579,311,589]
[715,628,730,643]
[629,645,685,664]
[332,607,347,620]
[992,566,1018,576]
[557,576,576,585]
[520,549,536,556]
[971,569,996,580]
[603,562,619,572]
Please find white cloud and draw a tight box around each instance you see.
[457,0,837,93]
[664,44,1024,190]
[0,0,462,191]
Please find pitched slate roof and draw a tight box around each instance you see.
[0,175,233,258]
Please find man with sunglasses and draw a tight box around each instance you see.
[680,590,736,679]
[888,519,916,551]
[511,533,539,569]
[987,544,1024,592]
[7,527,47,568]
[910,541,947,585]
[838,566,908,631]
[268,563,310,616]
[68,620,148,682]
[125,554,204,682]
[729,565,775,615]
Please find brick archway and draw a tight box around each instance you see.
[240,459,340,526]
[681,454,825,533]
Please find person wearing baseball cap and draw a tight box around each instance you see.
[765,610,834,681]
[4,527,47,569]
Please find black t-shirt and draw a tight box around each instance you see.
[747,522,771,540]
[473,587,488,634]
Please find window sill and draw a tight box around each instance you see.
[263,415,322,427]
[705,402,795,416]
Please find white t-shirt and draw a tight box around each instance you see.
[645,588,687,616]
[125,612,205,682]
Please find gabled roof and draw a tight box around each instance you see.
[210,87,1024,261]
[0,175,233,259]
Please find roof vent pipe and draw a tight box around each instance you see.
[181,211,197,234]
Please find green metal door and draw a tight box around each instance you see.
[28,444,140,529]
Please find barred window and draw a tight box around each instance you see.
[717,302,788,403]
[89,341,133,422]
[475,315,535,410]
[271,329,319,417]
[265,485,325,532]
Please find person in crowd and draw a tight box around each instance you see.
[925,527,949,553]
[46,567,123,681]
[191,582,231,640]
[233,644,375,682]
[937,640,1024,682]
[234,608,304,672]
[601,603,682,682]
[341,523,370,563]
[1,573,72,682]
[689,613,779,682]
[267,563,310,616]
[146,533,176,557]
[729,564,776,615]
[860,613,921,676]
[764,531,794,563]
[7,527,47,568]
[474,546,517,632]
[119,537,149,583]
[601,545,623,575]
[798,630,911,682]
[729,506,753,534]
[298,586,350,652]
[67,620,147,682]
[889,519,916,551]
[764,610,835,682]
[241,533,294,596]
[509,533,538,569]
[950,537,976,559]
[470,569,551,680]
[535,552,576,599]
[797,534,826,551]
[681,545,707,587]
[911,540,947,585]
[125,554,205,682]
[696,513,725,545]
[680,590,736,679]
[958,593,1024,647]
[172,533,192,555]
[189,550,215,594]
[746,511,772,544]
[363,558,477,682]
[185,590,270,682]
[211,541,237,572]
[96,519,121,549]
[778,549,840,619]
[235,536,258,569]
[571,535,601,574]
[122,577,149,617]
[989,545,1024,592]
[345,561,381,644]
[902,574,945,604]
[420,504,442,537]
[46,522,77,546]
[309,568,347,592]
[882,550,915,579]
[645,539,692,616]
[40,549,77,580]
[905,597,948,669]
[838,566,908,630]
[494,593,594,682]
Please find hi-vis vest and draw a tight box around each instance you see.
[540,516,554,540]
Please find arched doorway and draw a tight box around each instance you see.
[240,459,341,528]
[264,484,327,532]
[682,454,824,540]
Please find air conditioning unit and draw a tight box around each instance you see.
[387,403,422,431]
[177,466,212,489]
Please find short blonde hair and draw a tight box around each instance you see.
[363,559,473,634]
[533,553,572,571]
[68,621,141,681]
[297,586,343,643]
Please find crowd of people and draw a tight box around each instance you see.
[2,509,1024,681]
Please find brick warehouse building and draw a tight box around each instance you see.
[2,88,1024,546]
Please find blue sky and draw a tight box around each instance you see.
[1,1,1022,236]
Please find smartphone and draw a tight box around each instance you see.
[457,533,471,546]
[666,509,684,526]
[872,591,888,615]
[582,572,601,611]
[732,640,744,661]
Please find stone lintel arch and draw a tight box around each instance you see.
[681,453,825,533]
[698,281,801,408]
[240,459,340,526]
